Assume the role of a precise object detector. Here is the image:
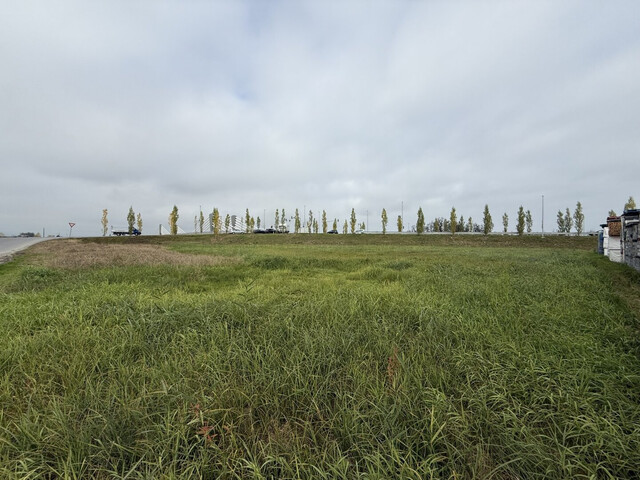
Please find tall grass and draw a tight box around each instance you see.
[0,236,638,478]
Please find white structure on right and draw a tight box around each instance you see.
[604,216,622,263]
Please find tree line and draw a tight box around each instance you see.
[101,196,637,236]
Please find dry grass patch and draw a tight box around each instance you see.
[26,239,240,269]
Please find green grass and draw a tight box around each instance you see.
[1,234,639,479]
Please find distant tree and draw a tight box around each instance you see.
[194,215,198,233]
[433,218,441,232]
[483,205,493,235]
[458,216,464,233]
[332,218,338,231]
[275,209,280,229]
[381,208,388,234]
[350,208,357,234]
[250,217,256,231]
[624,196,636,211]
[136,213,143,234]
[169,205,179,235]
[525,210,532,233]
[360,222,366,231]
[502,212,508,233]
[257,217,261,229]
[564,207,573,234]
[294,209,301,233]
[224,213,230,233]
[467,217,473,233]
[127,206,135,234]
[199,211,204,233]
[342,219,348,234]
[308,210,313,234]
[416,207,425,234]
[608,210,617,217]
[313,219,319,234]
[573,202,584,235]
[245,209,251,233]
[212,208,221,234]
[450,207,457,234]
[101,209,108,236]
[397,215,403,233]
[281,209,286,226]
[556,210,565,233]
[516,206,525,236]
[322,210,327,233]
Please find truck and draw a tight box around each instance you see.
[111,227,141,236]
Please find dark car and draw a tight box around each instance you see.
[327,229,339,234]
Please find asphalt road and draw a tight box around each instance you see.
[0,237,53,264]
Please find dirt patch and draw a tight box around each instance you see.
[25,240,240,269]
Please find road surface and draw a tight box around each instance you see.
[0,237,53,264]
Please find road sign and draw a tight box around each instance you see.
[69,222,76,228]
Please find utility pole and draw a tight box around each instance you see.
[541,195,545,237]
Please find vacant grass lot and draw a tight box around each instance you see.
[1,234,639,479]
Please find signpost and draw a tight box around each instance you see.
[69,222,75,237]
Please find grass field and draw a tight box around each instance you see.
[1,234,639,479]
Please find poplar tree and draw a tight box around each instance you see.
[416,207,425,234]
[557,210,565,233]
[257,217,261,229]
[434,218,441,232]
[333,219,338,231]
[127,206,135,234]
[564,208,573,234]
[224,213,230,233]
[502,212,508,233]
[322,210,327,233]
[169,206,179,235]
[624,196,636,211]
[525,210,532,233]
[313,219,319,234]
[343,220,348,234]
[381,208,388,234]
[245,209,251,233]
[275,209,280,229]
[281,209,286,226]
[350,208,357,234]
[199,211,205,233]
[294,209,301,233]
[136,213,143,234]
[450,207,457,234]
[212,208,221,234]
[467,217,473,233]
[308,210,313,234]
[483,205,493,235]
[516,206,525,236]
[459,216,464,233]
[397,215,403,233]
[101,209,108,236]
[573,202,584,235]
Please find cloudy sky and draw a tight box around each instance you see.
[1,0,639,236]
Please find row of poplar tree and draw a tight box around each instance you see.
[102,197,635,236]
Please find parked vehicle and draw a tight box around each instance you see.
[327,229,339,234]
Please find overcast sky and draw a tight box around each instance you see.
[1,0,639,236]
